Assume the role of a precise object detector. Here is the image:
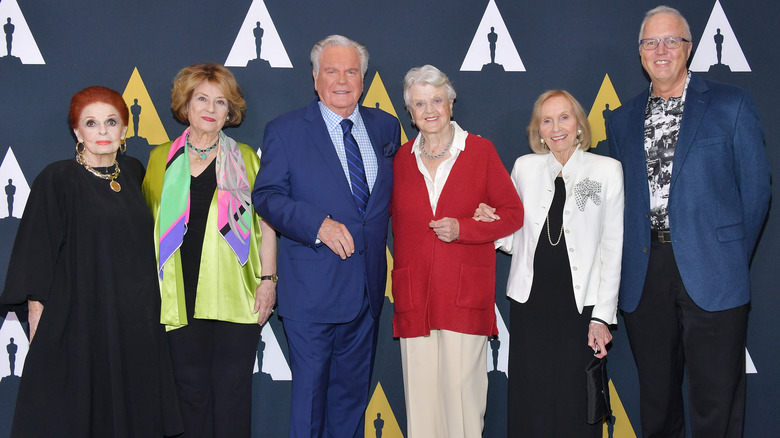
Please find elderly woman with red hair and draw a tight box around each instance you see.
[1,86,182,437]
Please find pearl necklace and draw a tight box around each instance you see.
[419,123,455,160]
[546,212,563,246]
[75,153,121,192]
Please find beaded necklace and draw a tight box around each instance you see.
[187,135,219,160]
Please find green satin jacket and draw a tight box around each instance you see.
[142,140,264,330]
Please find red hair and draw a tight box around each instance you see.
[68,86,129,129]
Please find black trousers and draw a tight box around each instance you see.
[167,318,262,438]
[624,241,747,438]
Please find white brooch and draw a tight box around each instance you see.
[573,178,602,211]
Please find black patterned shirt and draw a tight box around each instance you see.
[644,71,691,230]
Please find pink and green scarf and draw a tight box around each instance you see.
[158,128,252,279]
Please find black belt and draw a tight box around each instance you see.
[651,230,672,243]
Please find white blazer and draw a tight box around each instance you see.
[497,148,624,324]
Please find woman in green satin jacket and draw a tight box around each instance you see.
[142,63,276,438]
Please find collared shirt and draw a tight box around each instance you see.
[318,102,378,191]
[411,121,467,214]
[644,70,691,230]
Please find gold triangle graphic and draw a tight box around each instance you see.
[362,72,409,145]
[602,379,637,437]
[365,382,405,438]
[587,74,622,149]
[122,67,170,146]
[385,246,395,302]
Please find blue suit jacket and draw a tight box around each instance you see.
[252,99,401,323]
[608,73,770,313]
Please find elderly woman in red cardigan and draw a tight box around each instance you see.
[391,65,524,438]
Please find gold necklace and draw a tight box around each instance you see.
[75,153,121,192]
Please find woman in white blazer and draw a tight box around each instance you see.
[477,90,623,437]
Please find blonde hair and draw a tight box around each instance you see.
[526,90,591,154]
[170,63,246,126]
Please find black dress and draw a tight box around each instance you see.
[1,155,182,437]
[507,176,601,437]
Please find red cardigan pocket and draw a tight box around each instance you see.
[391,267,415,313]
[455,263,495,310]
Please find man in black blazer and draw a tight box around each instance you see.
[608,6,770,437]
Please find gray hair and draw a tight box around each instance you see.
[311,35,369,76]
[639,5,692,44]
[402,65,457,112]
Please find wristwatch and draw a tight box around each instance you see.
[260,274,278,283]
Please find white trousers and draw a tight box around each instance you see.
[400,329,488,438]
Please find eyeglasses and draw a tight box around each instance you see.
[639,36,690,50]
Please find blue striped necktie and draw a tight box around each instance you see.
[340,119,370,214]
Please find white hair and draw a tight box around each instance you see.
[639,5,692,44]
[310,35,369,76]
[402,65,456,112]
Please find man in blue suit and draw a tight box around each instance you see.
[252,35,400,438]
[607,6,770,437]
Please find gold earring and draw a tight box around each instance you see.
[119,138,126,153]
[76,141,85,155]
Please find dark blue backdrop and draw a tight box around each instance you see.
[0,1,777,437]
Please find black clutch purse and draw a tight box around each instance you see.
[585,356,611,424]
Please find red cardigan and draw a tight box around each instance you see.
[391,134,523,338]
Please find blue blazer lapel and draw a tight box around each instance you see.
[360,107,384,159]
[671,74,710,191]
[626,90,652,211]
[303,100,354,201]
[359,106,388,212]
